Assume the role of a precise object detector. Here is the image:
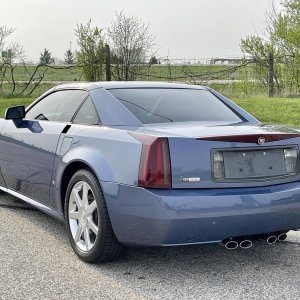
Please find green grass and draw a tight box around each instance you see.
[233,97,300,128]
[3,65,83,82]
[1,96,300,128]
[0,98,34,117]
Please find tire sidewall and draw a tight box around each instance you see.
[65,169,107,262]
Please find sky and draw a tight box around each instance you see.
[0,0,282,62]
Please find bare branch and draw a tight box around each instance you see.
[0,26,14,52]
[108,11,155,81]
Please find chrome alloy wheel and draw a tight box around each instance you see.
[68,181,99,252]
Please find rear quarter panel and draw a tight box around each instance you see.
[50,125,142,211]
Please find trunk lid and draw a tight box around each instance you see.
[139,122,300,139]
[134,122,300,189]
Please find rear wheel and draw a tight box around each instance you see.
[65,169,123,263]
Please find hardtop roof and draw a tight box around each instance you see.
[53,81,207,91]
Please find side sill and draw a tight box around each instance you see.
[0,186,64,222]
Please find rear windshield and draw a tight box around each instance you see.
[108,88,242,124]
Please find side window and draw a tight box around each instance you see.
[73,97,100,125]
[26,90,88,122]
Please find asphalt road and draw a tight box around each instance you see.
[1,192,300,300]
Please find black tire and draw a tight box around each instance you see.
[65,169,123,263]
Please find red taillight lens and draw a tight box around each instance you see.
[130,133,171,188]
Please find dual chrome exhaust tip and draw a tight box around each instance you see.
[260,234,277,244]
[277,232,288,241]
[222,231,288,250]
[223,239,253,250]
[260,232,288,244]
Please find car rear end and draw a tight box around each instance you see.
[101,85,300,247]
[103,126,300,247]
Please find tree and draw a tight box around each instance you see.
[0,26,14,54]
[0,26,25,96]
[40,48,54,64]
[64,49,75,64]
[0,26,25,63]
[75,19,105,81]
[240,0,300,95]
[149,56,159,65]
[108,12,154,81]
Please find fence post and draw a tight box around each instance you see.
[268,52,274,97]
[105,44,111,81]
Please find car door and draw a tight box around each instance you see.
[0,89,88,206]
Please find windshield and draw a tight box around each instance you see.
[108,88,242,124]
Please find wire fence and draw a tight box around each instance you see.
[0,56,298,98]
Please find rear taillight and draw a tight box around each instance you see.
[213,151,225,180]
[130,133,171,188]
[284,147,298,173]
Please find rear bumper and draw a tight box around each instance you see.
[102,181,300,246]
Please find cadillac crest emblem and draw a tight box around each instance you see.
[258,137,265,145]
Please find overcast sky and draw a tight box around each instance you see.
[1,0,281,62]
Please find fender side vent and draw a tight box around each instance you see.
[62,124,71,134]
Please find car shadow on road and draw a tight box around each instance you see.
[0,194,69,246]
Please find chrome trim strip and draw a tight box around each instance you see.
[0,186,8,193]
[0,186,64,221]
[161,240,222,247]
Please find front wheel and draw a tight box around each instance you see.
[65,169,123,263]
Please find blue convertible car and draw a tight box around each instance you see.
[1,82,300,262]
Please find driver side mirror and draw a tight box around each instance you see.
[4,106,25,120]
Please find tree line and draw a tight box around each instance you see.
[1,11,159,83]
[2,3,300,97]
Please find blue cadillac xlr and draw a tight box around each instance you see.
[0,82,300,263]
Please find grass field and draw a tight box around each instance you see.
[0,96,300,128]
[0,98,34,117]
[233,97,300,128]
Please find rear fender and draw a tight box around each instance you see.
[62,146,115,182]
[51,146,114,212]
[50,135,142,212]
